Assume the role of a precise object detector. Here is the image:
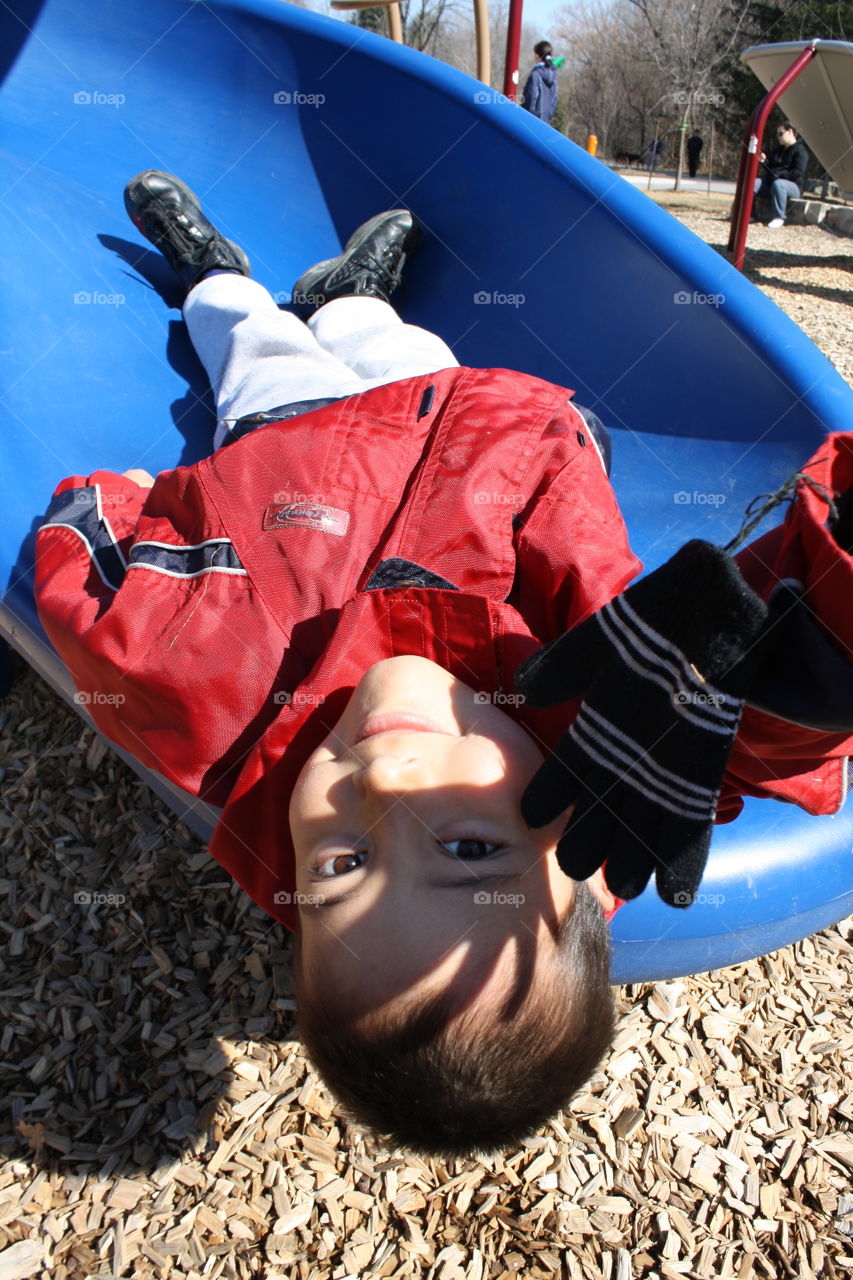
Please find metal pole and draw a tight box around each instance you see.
[387,2,403,42]
[706,119,714,196]
[646,127,659,191]
[503,0,523,100]
[473,0,490,85]
[728,42,819,271]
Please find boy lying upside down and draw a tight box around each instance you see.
[35,172,853,1156]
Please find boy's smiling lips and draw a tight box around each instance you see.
[355,712,456,742]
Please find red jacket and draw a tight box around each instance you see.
[34,369,853,931]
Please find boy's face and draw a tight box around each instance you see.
[289,657,603,1020]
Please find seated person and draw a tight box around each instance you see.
[754,121,809,228]
[35,173,853,1156]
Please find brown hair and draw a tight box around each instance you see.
[294,881,614,1157]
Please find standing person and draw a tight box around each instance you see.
[686,133,703,178]
[754,121,809,228]
[521,40,559,124]
[647,137,664,172]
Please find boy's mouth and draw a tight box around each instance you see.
[355,713,454,742]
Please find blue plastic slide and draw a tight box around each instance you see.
[3,0,853,982]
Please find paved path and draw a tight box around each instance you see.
[613,168,737,195]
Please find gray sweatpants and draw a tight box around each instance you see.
[182,275,459,448]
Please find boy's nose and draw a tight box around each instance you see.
[351,753,428,798]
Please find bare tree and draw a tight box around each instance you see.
[626,0,752,186]
[553,0,666,154]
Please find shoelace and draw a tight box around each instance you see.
[723,463,837,553]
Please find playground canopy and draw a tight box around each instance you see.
[742,39,853,193]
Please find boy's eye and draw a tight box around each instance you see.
[440,838,502,860]
[312,851,367,878]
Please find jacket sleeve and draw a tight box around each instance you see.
[522,68,540,115]
[719,433,853,821]
[510,415,643,641]
[35,466,285,806]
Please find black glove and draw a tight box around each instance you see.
[516,541,768,907]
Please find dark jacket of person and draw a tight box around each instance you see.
[764,139,809,192]
[521,61,558,123]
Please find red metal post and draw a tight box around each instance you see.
[503,0,524,100]
[728,42,818,271]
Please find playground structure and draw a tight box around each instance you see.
[730,39,853,268]
[3,0,853,983]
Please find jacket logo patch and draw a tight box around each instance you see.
[263,502,350,537]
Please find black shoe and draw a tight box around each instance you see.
[124,170,250,295]
[291,210,422,317]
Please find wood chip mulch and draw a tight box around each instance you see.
[2,205,852,1280]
